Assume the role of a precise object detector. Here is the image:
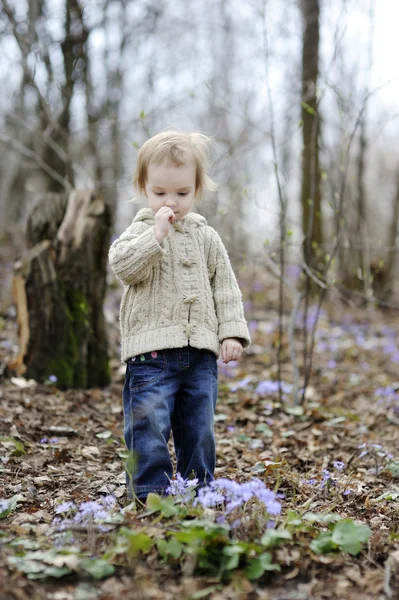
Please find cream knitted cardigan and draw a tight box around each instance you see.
[108,207,251,362]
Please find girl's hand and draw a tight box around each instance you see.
[221,338,243,363]
[154,207,176,244]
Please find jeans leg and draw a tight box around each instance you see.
[171,349,218,486]
[122,352,179,499]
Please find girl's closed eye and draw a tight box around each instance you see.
[154,192,189,196]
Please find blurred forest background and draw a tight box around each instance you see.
[1,0,398,303]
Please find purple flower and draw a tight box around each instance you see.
[101,495,116,509]
[286,265,302,280]
[216,515,226,524]
[166,473,199,501]
[256,380,292,397]
[55,501,76,514]
[231,518,241,528]
[40,437,48,444]
[194,477,282,516]
[48,375,58,383]
[217,361,239,377]
[303,478,317,486]
[248,320,258,333]
[252,281,264,292]
[229,376,253,392]
[333,461,345,470]
[343,489,352,496]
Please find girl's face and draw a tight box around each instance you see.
[145,160,197,222]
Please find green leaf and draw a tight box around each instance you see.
[39,566,71,579]
[386,461,399,478]
[260,529,292,548]
[8,556,47,575]
[310,532,337,555]
[146,493,179,518]
[79,558,115,580]
[181,519,230,534]
[286,511,304,528]
[245,552,280,580]
[9,538,41,550]
[225,552,240,570]
[331,519,371,556]
[173,529,207,545]
[139,110,146,119]
[376,491,399,501]
[11,439,26,456]
[255,423,273,436]
[303,512,341,524]
[284,406,304,416]
[121,530,154,556]
[222,544,245,570]
[190,586,222,599]
[156,538,183,559]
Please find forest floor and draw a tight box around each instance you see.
[0,237,399,599]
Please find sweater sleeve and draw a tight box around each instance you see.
[108,222,166,286]
[210,230,251,349]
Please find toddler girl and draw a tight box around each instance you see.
[108,130,251,503]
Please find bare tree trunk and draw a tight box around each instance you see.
[300,0,323,266]
[9,190,111,389]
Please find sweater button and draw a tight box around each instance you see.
[181,258,192,267]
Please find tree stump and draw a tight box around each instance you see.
[9,190,112,389]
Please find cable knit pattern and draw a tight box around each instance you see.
[108,207,251,362]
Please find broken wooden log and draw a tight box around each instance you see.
[9,190,111,389]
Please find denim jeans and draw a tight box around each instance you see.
[122,346,218,499]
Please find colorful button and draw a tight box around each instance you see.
[151,351,158,358]
[140,355,145,361]
[131,356,136,362]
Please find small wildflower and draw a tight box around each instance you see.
[216,515,226,524]
[333,461,345,470]
[166,473,199,502]
[40,437,48,444]
[194,477,281,516]
[55,501,76,514]
[102,495,116,509]
[231,518,241,528]
[343,489,352,496]
[48,375,58,383]
[303,478,317,486]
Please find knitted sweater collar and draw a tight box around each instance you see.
[133,207,208,233]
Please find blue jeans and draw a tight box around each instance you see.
[122,346,219,499]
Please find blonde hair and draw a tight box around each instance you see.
[131,129,218,203]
